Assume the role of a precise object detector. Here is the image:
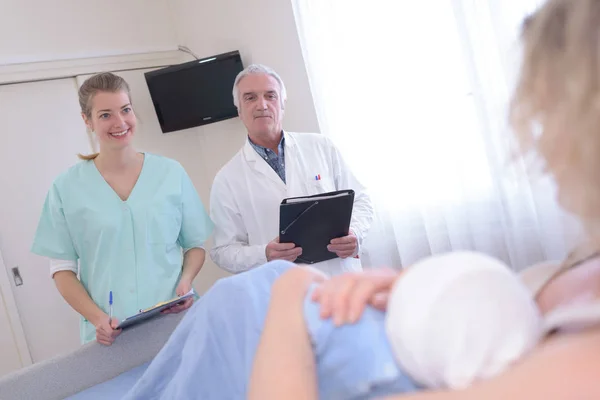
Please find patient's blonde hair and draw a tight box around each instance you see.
[510,0,600,240]
[77,72,132,160]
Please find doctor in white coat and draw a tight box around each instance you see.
[209,64,373,276]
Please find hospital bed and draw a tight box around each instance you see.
[0,312,185,400]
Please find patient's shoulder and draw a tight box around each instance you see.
[479,327,600,399]
[383,329,600,400]
[518,261,563,295]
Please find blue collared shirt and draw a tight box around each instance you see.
[248,133,286,183]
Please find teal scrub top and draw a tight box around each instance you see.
[31,153,214,343]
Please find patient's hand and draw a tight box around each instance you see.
[311,268,401,326]
[95,317,121,346]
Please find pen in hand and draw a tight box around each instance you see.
[108,291,113,326]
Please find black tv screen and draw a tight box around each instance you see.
[144,50,244,133]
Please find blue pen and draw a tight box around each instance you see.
[109,291,113,325]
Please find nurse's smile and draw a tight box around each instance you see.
[109,128,131,139]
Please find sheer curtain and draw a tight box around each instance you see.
[292,0,583,270]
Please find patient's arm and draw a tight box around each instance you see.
[248,268,324,400]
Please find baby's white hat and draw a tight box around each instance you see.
[385,251,543,390]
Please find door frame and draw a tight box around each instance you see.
[0,249,32,368]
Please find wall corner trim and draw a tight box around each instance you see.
[0,49,184,85]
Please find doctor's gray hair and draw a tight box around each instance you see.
[232,64,287,109]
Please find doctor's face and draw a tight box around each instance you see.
[83,90,137,152]
[237,73,284,141]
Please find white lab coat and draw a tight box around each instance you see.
[209,131,374,276]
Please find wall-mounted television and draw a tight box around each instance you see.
[144,50,244,133]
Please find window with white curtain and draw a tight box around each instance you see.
[293,0,583,269]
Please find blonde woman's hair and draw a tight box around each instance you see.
[510,0,600,240]
[77,72,132,160]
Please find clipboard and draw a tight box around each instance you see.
[279,189,354,264]
[116,289,195,330]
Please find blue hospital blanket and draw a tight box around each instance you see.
[66,362,150,399]
[123,260,419,399]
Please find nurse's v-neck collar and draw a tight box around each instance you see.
[89,152,149,204]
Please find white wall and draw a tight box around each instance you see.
[0,0,177,65]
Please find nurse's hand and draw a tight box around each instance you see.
[327,231,358,259]
[266,237,303,262]
[163,279,194,314]
[95,317,121,346]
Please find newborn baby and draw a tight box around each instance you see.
[385,251,543,390]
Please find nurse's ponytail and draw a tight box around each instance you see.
[77,73,132,161]
[78,152,99,161]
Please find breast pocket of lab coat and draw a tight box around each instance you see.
[305,173,338,195]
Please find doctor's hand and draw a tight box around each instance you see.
[328,231,358,259]
[266,237,303,262]
[163,279,194,314]
[95,317,121,346]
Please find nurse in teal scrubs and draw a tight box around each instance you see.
[31,72,214,346]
